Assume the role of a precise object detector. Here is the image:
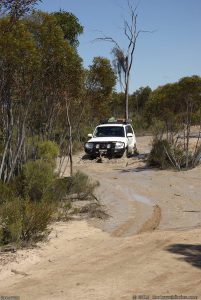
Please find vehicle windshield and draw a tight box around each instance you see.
[94,126,125,138]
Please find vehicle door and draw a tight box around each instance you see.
[126,125,135,151]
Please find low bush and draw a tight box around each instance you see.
[148,138,189,170]
[0,160,57,246]
[0,198,54,245]
[50,177,70,202]
[55,171,102,221]
[21,200,54,242]
[66,171,99,199]
[18,160,56,202]
[79,202,108,219]
[0,166,100,246]
[148,139,172,169]
[0,181,15,205]
[0,198,22,244]
[37,140,59,162]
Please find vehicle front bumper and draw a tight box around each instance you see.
[84,142,125,157]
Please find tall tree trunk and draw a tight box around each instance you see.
[125,72,129,122]
[0,85,14,181]
[65,98,73,177]
[125,83,129,121]
[185,99,193,168]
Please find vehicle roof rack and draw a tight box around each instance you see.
[99,118,132,125]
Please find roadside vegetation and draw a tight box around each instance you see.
[0,0,107,247]
[146,76,201,169]
[0,158,103,247]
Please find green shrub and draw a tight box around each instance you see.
[54,171,101,221]
[0,167,100,246]
[14,166,98,204]
[50,171,99,202]
[148,138,188,169]
[0,161,57,245]
[0,198,54,245]
[21,160,56,201]
[37,140,59,162]
[50,177,70,202]
[0,181,15,205]
[21,200,54,242]
[0,198,23,244]
[66,171,99,199]
[148,139,172,169]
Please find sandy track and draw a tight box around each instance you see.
[1,136,201,299]
[138,204,161,234]
[0,222,201,300]
[74,136,201,235]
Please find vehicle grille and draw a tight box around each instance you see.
[94,142,115,150]
[100,143,107,149]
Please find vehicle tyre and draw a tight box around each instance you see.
[133,144,139,156]
[121,147,129,158]
[89,154,97,160]
[127,147,133,158]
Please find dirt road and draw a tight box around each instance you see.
[77,136,201,236]
[1,136,201,300]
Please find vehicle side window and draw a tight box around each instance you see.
[126,125,133,135]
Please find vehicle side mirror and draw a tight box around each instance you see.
[127,133,133,138]
[88,133,92,138]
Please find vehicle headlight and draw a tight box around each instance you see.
[85,142,93,149]
[115,142,125,149]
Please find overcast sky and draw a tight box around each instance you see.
[38,0,201,93]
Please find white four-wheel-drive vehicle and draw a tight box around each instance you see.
[84,119,137,158]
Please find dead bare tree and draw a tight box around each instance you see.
[96,1,151,121]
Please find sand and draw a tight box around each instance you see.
[0,135,201,300]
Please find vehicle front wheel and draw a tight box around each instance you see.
[127,147,134,157]
[133,144,139,156]
[126,145,138,157]
[120,147,129,158]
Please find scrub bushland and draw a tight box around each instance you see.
[0,141,100,247]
